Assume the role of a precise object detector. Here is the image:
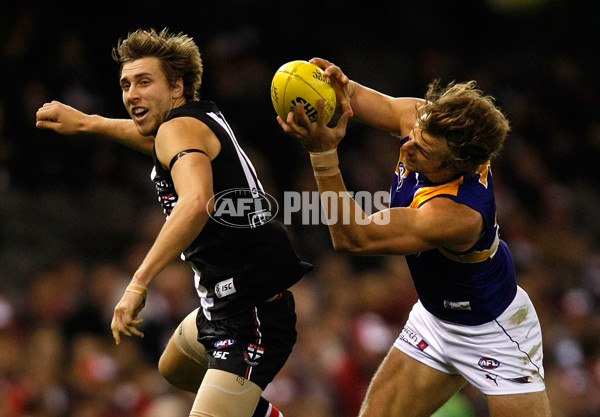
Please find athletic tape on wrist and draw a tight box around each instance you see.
[309,149,340,177]
[125,283,148,300]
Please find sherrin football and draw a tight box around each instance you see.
[270,60,336,124]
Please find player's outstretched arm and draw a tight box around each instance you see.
[311,57,424,138]
[36,101,154,154]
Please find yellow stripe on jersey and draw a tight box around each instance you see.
[477,162,491,188]
[409,176,464,209]
[439,228,500,263]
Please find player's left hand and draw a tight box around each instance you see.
[309,57,353,110]
[277,99,353,153]
[110,290,145,345]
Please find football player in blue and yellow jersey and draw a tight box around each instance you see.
[278,57,551,417]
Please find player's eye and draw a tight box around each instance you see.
[413,130,432,158]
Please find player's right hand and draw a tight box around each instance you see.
[110,290,145,345]
[35,101,88,135]
[278,99,353,153]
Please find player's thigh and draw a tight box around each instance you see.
[486,390,551,417]
[158,309,208,392]
[158,335,207,392]
[191,369,263,417]
[359,347,467,417]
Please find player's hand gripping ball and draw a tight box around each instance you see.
[271,60,336,124]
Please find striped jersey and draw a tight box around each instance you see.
[151,101,312,320]
[389,136,517,325]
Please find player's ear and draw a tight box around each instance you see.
[172,78,184,99]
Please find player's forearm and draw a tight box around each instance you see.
[347,82,399,132]
[314,175,368,252]
[309,150,371,252]
[86,115,154,154]
[349,82,423,136]
[130,198,210,287]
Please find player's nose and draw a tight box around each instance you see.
[125,85,141,102]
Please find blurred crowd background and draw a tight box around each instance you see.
[1,1,600,416]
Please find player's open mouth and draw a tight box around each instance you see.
[132,107,149,120]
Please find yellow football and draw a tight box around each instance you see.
[270,60,336,124]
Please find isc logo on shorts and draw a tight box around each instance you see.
[478,357,500,369]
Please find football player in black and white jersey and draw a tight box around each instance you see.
[36,28,312,417]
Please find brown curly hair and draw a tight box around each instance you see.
[417,80,510,174]
[111,28,203,102]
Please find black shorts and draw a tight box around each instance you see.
[196,290,297,390]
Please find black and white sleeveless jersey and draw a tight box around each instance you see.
[151,101,312,320]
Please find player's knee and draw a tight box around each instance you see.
[157,350,178,385]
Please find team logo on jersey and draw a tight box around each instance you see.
[478,357,500,370]
[244,344,265,366]
[396,162,406,190]
[152,167,179,216]
[208,188,279,229]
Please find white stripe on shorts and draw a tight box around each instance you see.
[393,286,546,395]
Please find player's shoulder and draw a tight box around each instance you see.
[155,117,212,148]
[155,117,220,160]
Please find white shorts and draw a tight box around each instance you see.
[393,286,546,395]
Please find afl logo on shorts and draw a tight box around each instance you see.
[214,339,236,348]
[478,357,500,370]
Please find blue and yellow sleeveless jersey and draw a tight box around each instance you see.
[389,137,517,325]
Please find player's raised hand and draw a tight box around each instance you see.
[309,58,354,108]
[310,58,350,85]
[278,99,353,153]
[35,101,89,135]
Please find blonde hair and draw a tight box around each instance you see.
[418,80,510,174]
[111,28,203,102]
